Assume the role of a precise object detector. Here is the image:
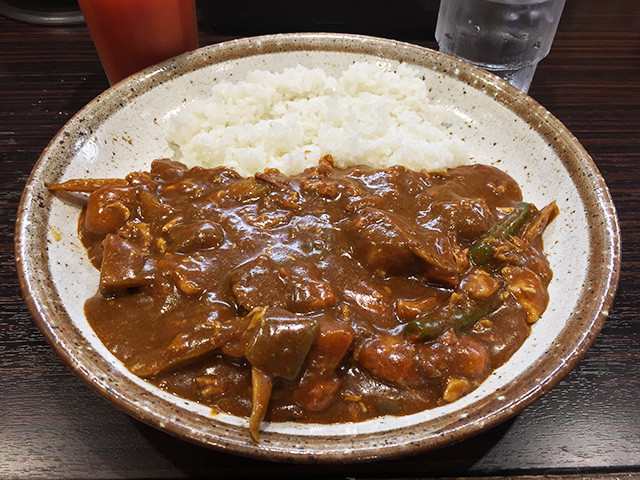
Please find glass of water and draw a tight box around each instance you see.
[435,0,566,93]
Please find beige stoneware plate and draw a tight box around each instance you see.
[15,33,620,462]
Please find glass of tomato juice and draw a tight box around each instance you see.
[78,0,198,85]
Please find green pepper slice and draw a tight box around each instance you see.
[469,202,531,266]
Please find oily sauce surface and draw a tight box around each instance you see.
[75,157,556,427]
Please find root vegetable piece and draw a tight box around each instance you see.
[245,308,319,381]
[46,178,127,192]
[292,317,355,412]
[249,367,273,442]
[99,234,154,294]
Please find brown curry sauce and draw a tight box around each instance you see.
[51,155,557,440]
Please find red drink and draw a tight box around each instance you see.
[78,0,198,84]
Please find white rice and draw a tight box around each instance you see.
[167,62,467,176]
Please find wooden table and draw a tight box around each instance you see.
[1,1,638,478]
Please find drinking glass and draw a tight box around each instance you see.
[78,0,198,85]
[435,0,566,93]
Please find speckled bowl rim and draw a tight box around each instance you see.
[15,33,620,463]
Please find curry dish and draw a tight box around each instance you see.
[50,156,557,441]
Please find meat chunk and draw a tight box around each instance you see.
[425,198,491,240]
[149,158,188,183]
[348,208,417,275]
[396,297,438,320]
[229,251,335,313]
[229,255,289,311]
[85,185,136,236]
[167,220,224,253]
[356,335,420,385]
[374,327,490,385]
[425,329,490,380]
[460,269,500,300]
[348,207,465,286]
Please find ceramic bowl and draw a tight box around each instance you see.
[15,33,620,462]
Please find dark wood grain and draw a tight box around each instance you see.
[1,1,639,478]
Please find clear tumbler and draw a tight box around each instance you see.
[435,0,566,93]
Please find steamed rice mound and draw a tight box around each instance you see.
[167,62,467,176]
